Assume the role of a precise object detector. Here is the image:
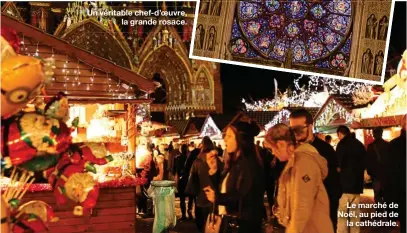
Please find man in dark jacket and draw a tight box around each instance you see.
[336,125,366,233]
[366,128,389,205]
[385,115,406,233]
[290,109,341,231]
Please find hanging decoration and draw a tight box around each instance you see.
[265,109,291,131]
[315,99,353,128]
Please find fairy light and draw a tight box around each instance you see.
[63,55,69,92]
[244,75,372,111]
[314,99,353,128]
[20,35,29,55]
[34,42,39,57]
[265,109,291,130]
[90,67,95,86]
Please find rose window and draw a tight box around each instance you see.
[232,0,352,67]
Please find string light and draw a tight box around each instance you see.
[90,67,95,86]
[243,75,372,111]
[63,55,69,92]
[314,99,353,128]
[34,42,39,57]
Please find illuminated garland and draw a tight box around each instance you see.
[244,75,372,111]
[315,99,353,127]
[265,109,291,131]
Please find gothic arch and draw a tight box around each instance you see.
[139,45,192,106]
[58,18,134,69]
[192,65,215,106]
[138,24,191,72]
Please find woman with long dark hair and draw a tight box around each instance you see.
[186,136,223,232]
[204,121,265,233]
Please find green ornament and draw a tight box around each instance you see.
[71,117,80,128]
[106,155,114,162]
[85,163,97,173]
[19,155,59,172]
[9,198,20,209]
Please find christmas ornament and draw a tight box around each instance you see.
[43,92,70,122]
[45,164,99,216]
[1,56,45,118]
[18,155,60,172]
[1,112,72,167]
[0,27,20,54]
[11,212,48,233]
[17,201,59,224]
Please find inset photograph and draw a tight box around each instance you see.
[191,0,395,83]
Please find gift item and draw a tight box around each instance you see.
[1,112,72,167]
[43,92,70,122]
[17,200,59,224]
[45,163,99,216]
[11,212,48,233]
[1,56,45,118]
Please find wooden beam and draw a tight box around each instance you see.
[1,14,156,93]
[67,98,153,104]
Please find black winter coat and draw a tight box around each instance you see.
[216,154,265,225]
[311,137,341,198]
[336,136,366,194]
[185,153,223,208]
[366,138,390,181]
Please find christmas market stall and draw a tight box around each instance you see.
[200,113,238,146]
[1,14,157,233]
[314,94,369,147]
[351,50,407,144]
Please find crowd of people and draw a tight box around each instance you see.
[135,109,406,233]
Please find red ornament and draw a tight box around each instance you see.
[0,27,20,54]
[1,112,72,167]
[11,212,47,233]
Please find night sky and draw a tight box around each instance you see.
[220,2,406,114]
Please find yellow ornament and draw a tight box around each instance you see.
[1,55,45,117]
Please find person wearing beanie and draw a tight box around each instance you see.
[204,120,265,233]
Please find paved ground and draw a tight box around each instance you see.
[136,189,401,233]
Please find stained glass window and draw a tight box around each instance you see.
[232,0,352,70]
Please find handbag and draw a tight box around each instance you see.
[205,200,241,233]
[205,203,223,233]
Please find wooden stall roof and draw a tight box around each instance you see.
[2,15,156,100]
[244,111,279,128]
[182,117,206,137]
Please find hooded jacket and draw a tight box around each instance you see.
[276,143,333,233]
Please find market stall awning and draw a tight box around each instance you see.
[352,115,405,129]
[1,15,157,97]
